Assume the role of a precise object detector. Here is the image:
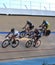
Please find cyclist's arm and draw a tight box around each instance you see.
[5,32,11,38]
[39,23,43,27]
[22,23,27,29]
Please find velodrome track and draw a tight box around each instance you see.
[0,15,55,62]
[0,33,55,61]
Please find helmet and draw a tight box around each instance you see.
[27,20,32,26]
[43,20,46,23]
[11,28,15,32]
[43,20,50,26]
[27,20,31,24]
[46,21,50,26]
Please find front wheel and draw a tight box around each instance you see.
[11,40,19,48]
[2,39,9,48]
[25,40,32,48]
[35,40,41,48]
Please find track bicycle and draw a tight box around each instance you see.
[2,35,19,48]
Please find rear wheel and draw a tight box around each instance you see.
[45,30,51,36]
[11,40,19,48]
[25,40,32,48]
[2,39,9,48]
[35,40,41,48]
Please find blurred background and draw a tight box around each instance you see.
[0,0,55,11]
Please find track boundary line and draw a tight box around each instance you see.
[0,32,55,34]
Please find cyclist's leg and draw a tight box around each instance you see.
[43,25,48,36]
[33,35,41,47]
[33,36,38,47]
[11,35,16,43]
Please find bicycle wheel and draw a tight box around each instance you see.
[11,40,19,48]
[20,31,26,38]
[2,39,9,48]
[25,40,32,48]
[45,30,51,36]
[35,40,41,48]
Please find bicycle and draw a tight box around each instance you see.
[20,30,34,38]
[25,36,41,48]
[20,30,26,38]
[1,36,19,48]
[39,27,51,36]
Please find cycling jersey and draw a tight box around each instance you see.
[7,30,20,38]
[42,21,50,30]
[12,30,20,37]
[27,21,34,30]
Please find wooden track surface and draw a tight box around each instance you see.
[0,34,55,61]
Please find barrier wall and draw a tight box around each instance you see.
[0,15,55,32]
[0,57,55,65]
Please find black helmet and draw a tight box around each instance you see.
[11,28,15,32]
[27,20,32,26]
[27,20,30,23]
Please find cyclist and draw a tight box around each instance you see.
[33,28,41,47]
[5,28,20,39]
[23,20,34,32]
[39,20,50,35]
